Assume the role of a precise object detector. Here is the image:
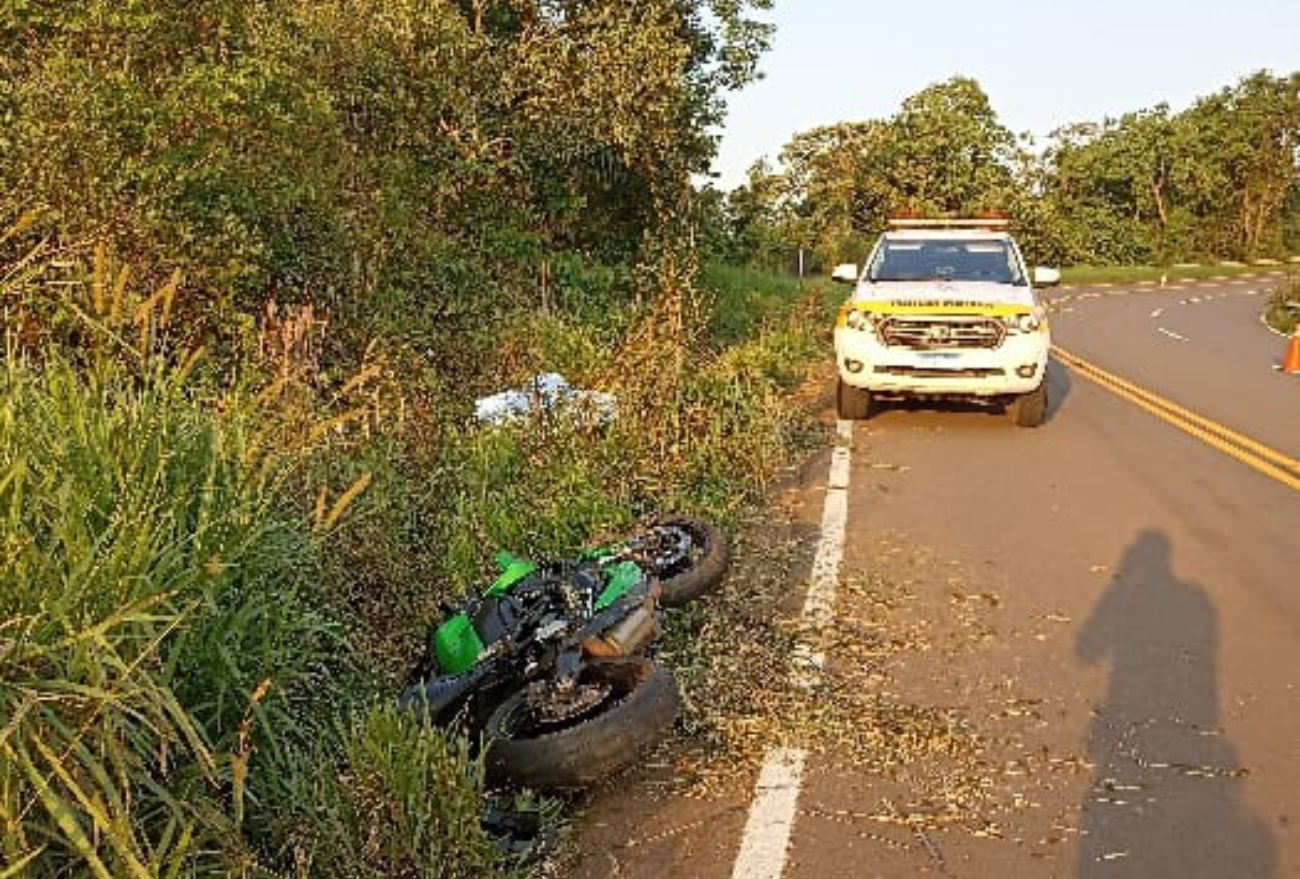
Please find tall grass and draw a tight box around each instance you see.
[276,703,500,879]
[0,351,302,874]
[701,262,823,343]
[0,247,497,877]
[424,270,830,588]
[0,346,506,877]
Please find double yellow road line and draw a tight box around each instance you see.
[1052,345,1300,491]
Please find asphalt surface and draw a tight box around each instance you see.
[569,275,1300,879]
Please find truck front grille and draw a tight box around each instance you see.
[874,365,1006,378]
[877,317,1005,350]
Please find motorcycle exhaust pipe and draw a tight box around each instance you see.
[583,600,659,657]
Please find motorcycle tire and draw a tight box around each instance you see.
[646,516,730,607]
[484,658,679,790]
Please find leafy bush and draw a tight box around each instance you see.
[1265,276,1300,334]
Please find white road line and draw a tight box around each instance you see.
[1150,308,1164,318]
[1157,327,1188,342]
[790,465,847,686]
[732,418,853,879]
[731,749,808,879]
[806,447,850,621]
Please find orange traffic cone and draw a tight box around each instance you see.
[1284,330,1300,375]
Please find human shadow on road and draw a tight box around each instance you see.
[1075,530,1274,878]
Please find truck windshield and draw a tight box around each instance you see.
[868,239,1025,285]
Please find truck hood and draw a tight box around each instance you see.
[851,279,1036,309]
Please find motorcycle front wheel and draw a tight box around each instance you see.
[635,516,730,607]
[484,658,679,790]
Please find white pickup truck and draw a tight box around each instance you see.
[832,218,1060,427]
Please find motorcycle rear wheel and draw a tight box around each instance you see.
[484,658,679,790]
[637,516,730,607]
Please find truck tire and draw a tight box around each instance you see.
[484,659,679,790]
[837,379,873,420]
[1007,379,1048,427]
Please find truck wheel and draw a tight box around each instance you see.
[837,379,872,420]
[1007,379,1048,427]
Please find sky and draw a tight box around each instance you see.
[708,0,1300,190]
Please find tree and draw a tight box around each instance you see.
[725,77,1022,268]
[886,77,1017,215]
[1041,71,1300,263]
[1042,108,1196,264]
[1183,71,1300,258]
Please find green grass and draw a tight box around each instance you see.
[702,262,836,342]
[0,352,325,875]
[269,702,502,879]
[1060,261,1298,286]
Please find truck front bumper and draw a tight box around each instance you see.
[834,329,1049,398]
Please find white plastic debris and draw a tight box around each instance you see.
[474,373,616,427]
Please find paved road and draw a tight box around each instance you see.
[571,276,1300,879]
[1049,276,1300,457]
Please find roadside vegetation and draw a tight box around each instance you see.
[3,2,1298,876]
[1,233,825,877]
[1264,276,1300,334]
[1060,263,1298,287]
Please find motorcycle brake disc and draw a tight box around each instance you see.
[529,681,613,725]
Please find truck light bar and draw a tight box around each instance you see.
[888,217,1010,230]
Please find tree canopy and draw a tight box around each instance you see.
[718,72,1300,270]
[2,0,773,357]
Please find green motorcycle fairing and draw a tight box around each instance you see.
[433,551,536,674]
[432,615,485,675]
[594,560,642,609]
[431,551,645,675]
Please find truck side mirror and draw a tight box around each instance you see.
[1033,267,1061,287]
[831,263,859,284]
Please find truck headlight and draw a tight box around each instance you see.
[845,309,876,331]
[1003,309,1045,333]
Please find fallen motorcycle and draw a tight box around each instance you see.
[400,516,729,789]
